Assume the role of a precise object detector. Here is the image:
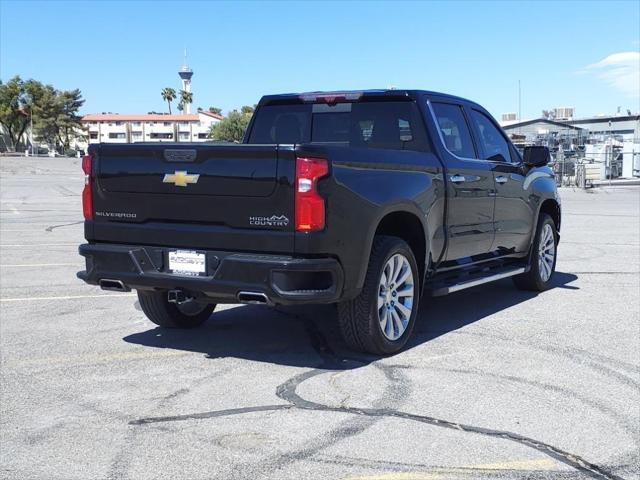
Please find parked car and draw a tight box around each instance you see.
[78,90,560,355]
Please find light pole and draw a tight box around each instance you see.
[608,120,612,186]
[30,108,34,157]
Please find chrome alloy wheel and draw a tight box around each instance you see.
[538,223,556,282]
[378,253,415,341]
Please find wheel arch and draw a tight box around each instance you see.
[370,208,428,285]
[539,198,561,233]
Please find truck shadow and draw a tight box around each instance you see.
[123,271,578,369]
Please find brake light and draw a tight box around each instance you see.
[299,92,362,104]
[82,154,93,220]
[295,157,328,232]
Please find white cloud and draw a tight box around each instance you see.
[584,52,639,98]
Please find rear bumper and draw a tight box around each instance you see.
[77,243,344,305]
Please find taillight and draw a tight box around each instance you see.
[82,154,93,220]
[295,157,328,232]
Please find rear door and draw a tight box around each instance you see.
[467,108,533,254]
[428,100,495,261]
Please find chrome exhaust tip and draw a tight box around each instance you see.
[237,291,272,306]
[99,279,130,292]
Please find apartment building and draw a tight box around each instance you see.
[82,110,223,145]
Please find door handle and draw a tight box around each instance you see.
[450,174,466,184]
[495,175,508,184]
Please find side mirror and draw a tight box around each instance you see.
[523,146,550,167]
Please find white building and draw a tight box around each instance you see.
[500,114,640,178]
[500,118,584,136]
[79,54,224,148]
[81,110,223,146]
[565,114,640,141]
[501,114,640,143]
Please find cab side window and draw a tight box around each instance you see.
[431,102,476,159]
[470,109,511,162]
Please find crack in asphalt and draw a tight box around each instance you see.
[130,404,293,425]
[443,329,640,391]
[54,185,80,197]
[276,371,625,480]
[107,365,234,480]
[130,317,624,480]
[132,318,407,480]
[437,368,638,436]
[45,220,83,232]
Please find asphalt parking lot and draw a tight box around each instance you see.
[1,155,638,480]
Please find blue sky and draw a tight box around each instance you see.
[1,0,639,119]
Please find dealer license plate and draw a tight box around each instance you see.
[168,250,206,276]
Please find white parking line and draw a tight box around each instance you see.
[5,349,188,369]
[0,293,136,303]
[0,263,79,267]
[1,223,79,226]
[0,243,78,247]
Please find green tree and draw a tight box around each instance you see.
[179,90,193,112]
[55,88,84,150]
[0,76,29,151]
[240,105,254,115]
[208,110,251,142]
[161,87,176,114]
[0,76,84,150]
[208,106,222,115]
[1,77,84,152]
[25,80,84,152]
[26,81,57,148]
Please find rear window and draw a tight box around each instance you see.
[248,101,429,152]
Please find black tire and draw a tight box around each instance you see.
[137,290,215,328]
[337,235,420,355]
[513,213,558,291]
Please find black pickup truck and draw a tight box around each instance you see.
[78,90,560,355]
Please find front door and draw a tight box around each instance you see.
[467,108,533,254]
[429,101,495,261]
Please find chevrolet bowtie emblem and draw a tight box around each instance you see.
[163,171,200,187]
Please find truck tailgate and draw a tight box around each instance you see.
[88,143,296,252]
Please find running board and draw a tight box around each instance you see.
[429,267,526,297]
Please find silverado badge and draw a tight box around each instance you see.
[163,171,200,187]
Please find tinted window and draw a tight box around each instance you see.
[431,103,476,158]
[470,110,511,162]
[248,102,429,152]
[247,104,310,144]
[312,111,351,143]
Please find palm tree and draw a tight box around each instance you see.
[161,87,176,114]
[179,90,193,113]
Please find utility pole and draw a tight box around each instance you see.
[518,80,522,135]
[518,80,521,120]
